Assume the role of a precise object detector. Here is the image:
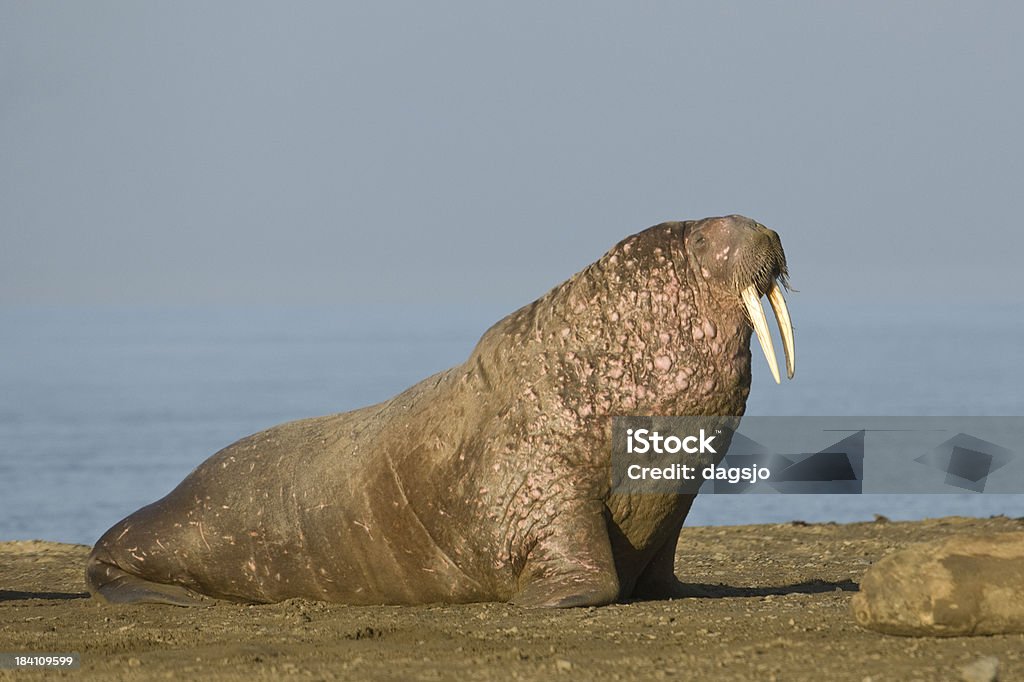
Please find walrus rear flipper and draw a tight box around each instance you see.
[85,556,208,607]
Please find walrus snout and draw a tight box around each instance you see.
[685,215,795,383]
[686,216,787,291]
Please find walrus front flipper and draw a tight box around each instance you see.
[631,496,702,600]
[511,504,620,608]
[86,557,208,607]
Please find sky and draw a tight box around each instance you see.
[2,2,1022,308]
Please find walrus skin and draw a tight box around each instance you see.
[86,215,795,608]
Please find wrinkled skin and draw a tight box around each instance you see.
[87,215,790,608]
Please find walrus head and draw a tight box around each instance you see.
[475,214,794,424]
[681,215,795,383]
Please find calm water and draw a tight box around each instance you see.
[2,303,1022,545]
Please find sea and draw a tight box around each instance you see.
[2,302,1023,546]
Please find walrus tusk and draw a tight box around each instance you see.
[741,284,781,384]
[767,281,795,379]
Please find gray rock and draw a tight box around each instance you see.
[960,656,1000,682]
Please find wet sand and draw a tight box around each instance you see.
[2,515,1022,681]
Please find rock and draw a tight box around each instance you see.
[851,532,1024,636]
[960,656,1000,682]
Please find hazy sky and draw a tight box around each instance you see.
[3,2,1021,307]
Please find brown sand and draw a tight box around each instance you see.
[2,516,1022,681]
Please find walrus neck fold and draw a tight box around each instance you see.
[469,223,754,423]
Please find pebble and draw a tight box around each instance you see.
[960,656,999,682]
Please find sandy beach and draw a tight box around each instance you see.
[2,515,1022,681]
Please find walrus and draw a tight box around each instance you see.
[86,214,795,608]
